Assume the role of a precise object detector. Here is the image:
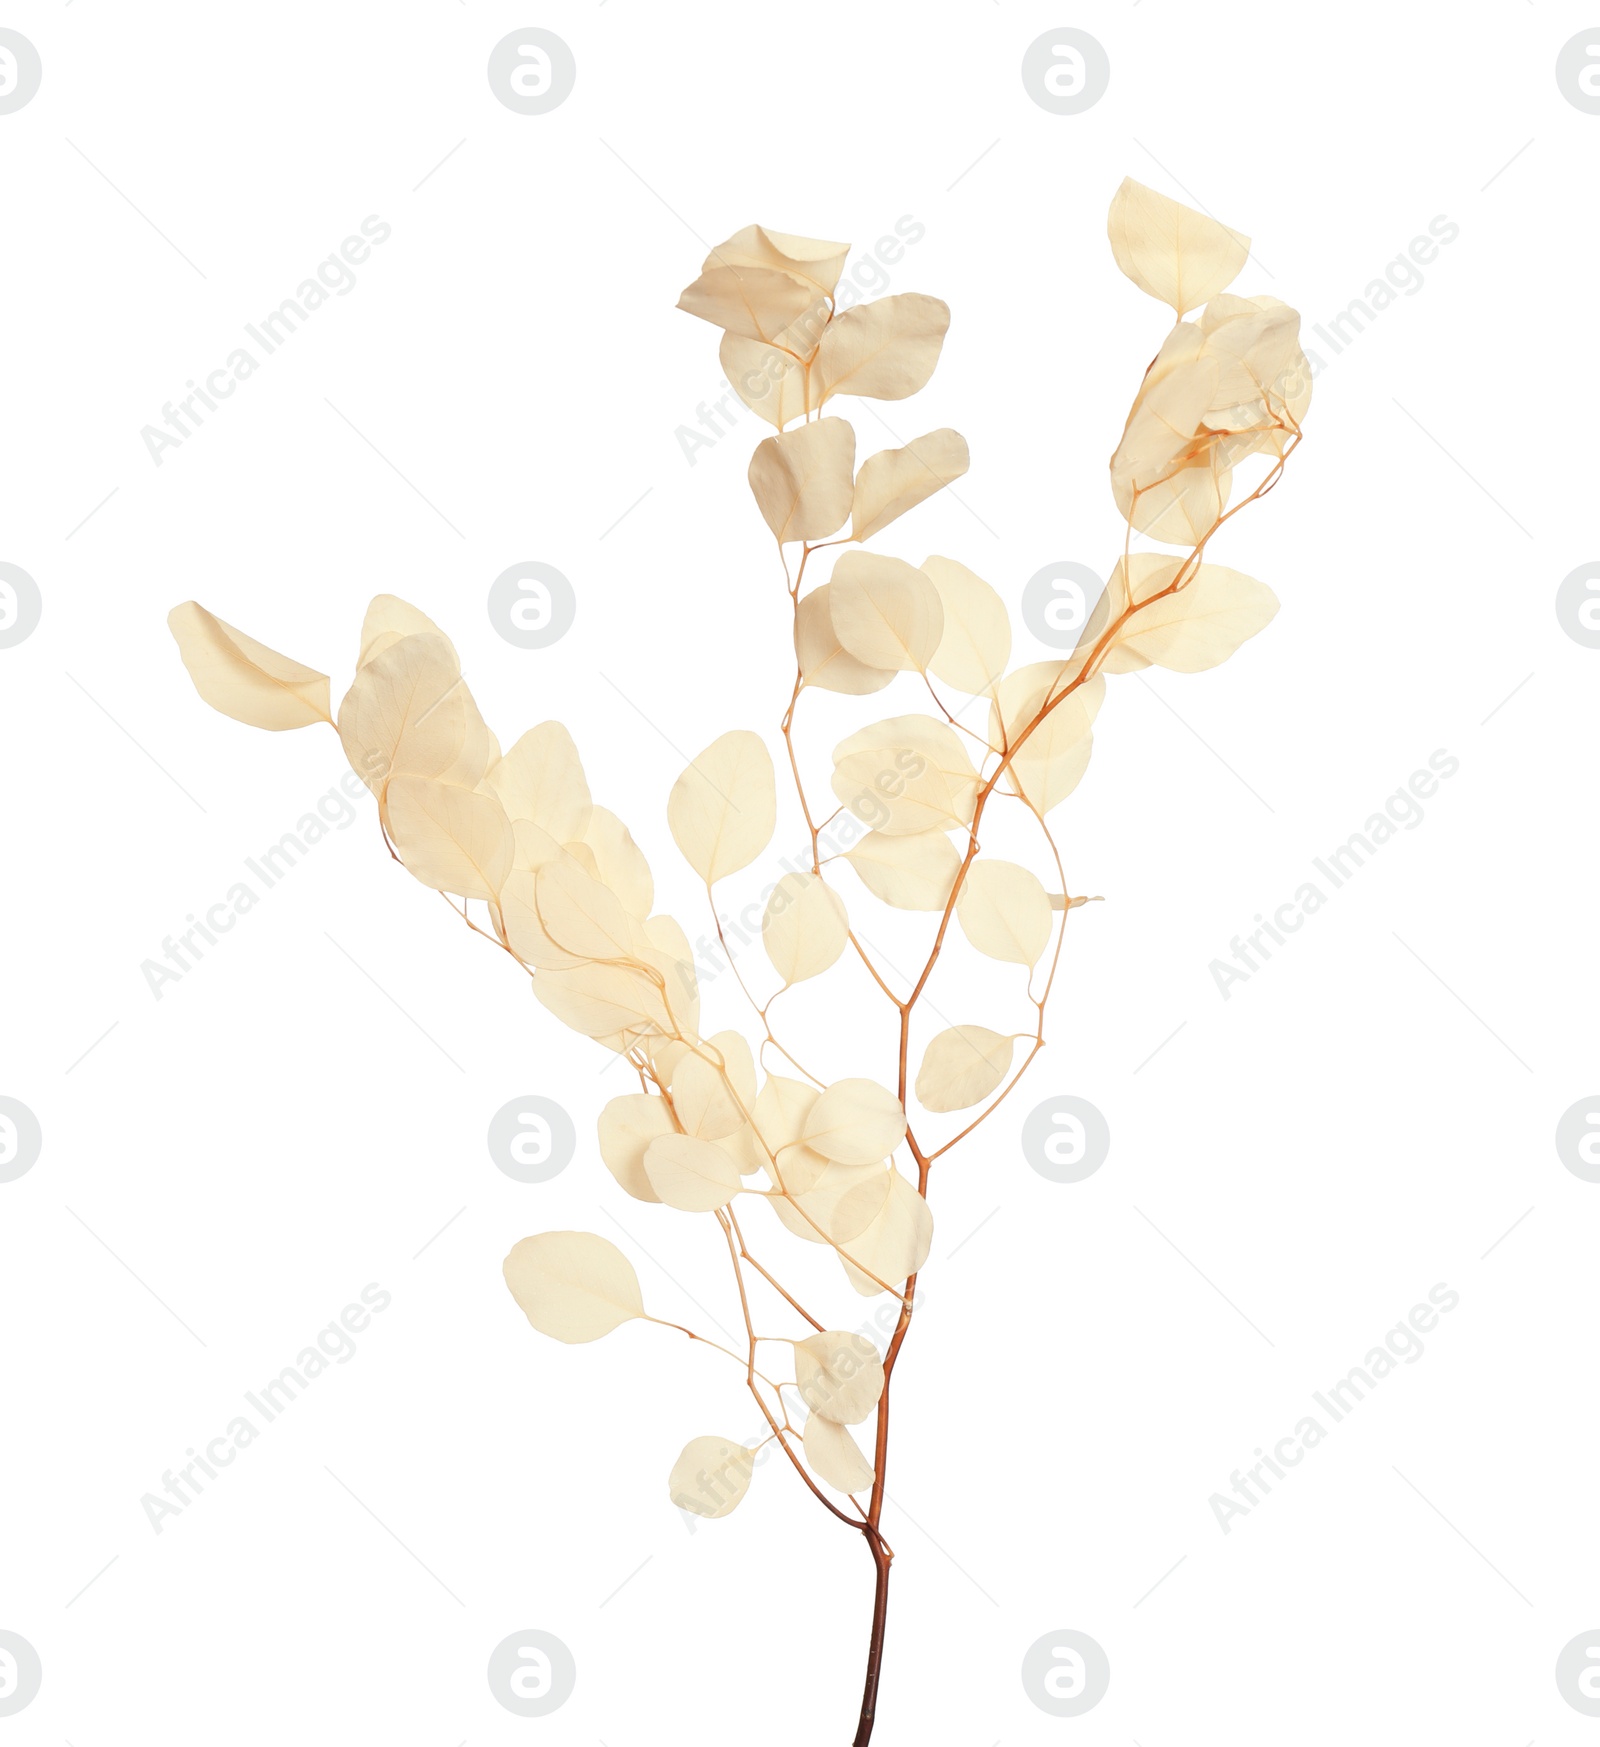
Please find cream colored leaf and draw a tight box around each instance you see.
[1106,562,1278,673]
[803,1078,906,1165]
[677,263,822,344]
[794,1330,885,1424]
[804,1414,874,1494]
[356,595,456,670]
[706,225,850,298]
[386,776,514,901]
[748,417,856,543]
[813,293,951,404]
[840,1166,933,1296]
[762,871,850,985]
[915,1025,1015,1113]
[831,714,979,835]
[669,1435,757,1519]
[843,829,961,911]
[338,632,469,797]
[502,1231,644,1343]
[720,331,812,430]
[533,856,634,961]
[795,584,896,696]
[483,723,592,842]
[829,553,945,673]
[667,729,776,884]
[956,859,1053,965]
[989,665,1106,814]
[1107,177,1250,316]
[670,1051,745,1142]
[168,602,330,731]
[644,1131,744,1212]
[767,1157,882,1242]
[921,556,1011,694]
[581,806,653,918]
[597,1094,671,1202]
[533,956,677,1041]
[850,430,970,543]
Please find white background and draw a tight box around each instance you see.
[2,3,1597,1743]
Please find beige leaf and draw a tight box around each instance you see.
[831,714,979,835]
[1106,562,1279,673]
[338,632,469,797]
[668,729,776,884]
[830,553,945,673]
[356,595,456,670]
[533,955,677,1041]
[767,1158,882,1242]
[804,1414,874,1494]
[843,829,961,911]
[794,1330,885,1424]
[168,602,330,731]
[502,1231,644,1343]
[754,1074,819,1154]
[957,859,1053,965]
[803,1078,906,1166]
[482,723,592,842]
[670,1050,745,1142]
[385,775,514,901]
[669,1435,757,1519]
[840,1166,933,1296]
[644,1131,743,1212]
[795,584,896,696]
[915,1025,1015,1112]
[851,430,970,543]
[533,856,634,961]
[677,263,822,344]
[748,418,856,543]
[921,556,1011,694]
[989,665,1106,814]
[720,331,812,429]
[762,872,850,985]
[813,293,951,404]
[706,225,850,298]
[1107,177,1250,316]
[581,806,653,918]
[597,1094,672,1202]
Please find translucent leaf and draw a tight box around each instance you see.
[169,602,330,731]
[385,775,514,901]
[767,1157,883,1242]
[748,417,856,542]
[795,584,896,696]
[921,556,1011,694]
[829,552,945,673]
[915,1025,1015,1112]
[803,1078,906,1165]
[1105,561,1279,673]
[482,723,593,842]
[707,225,850,298]
[831,714,979,835]
[1107,177,1250,316]
[580,806,653,919]
[850,429,970,542]
[669,1435,757,1519]
[597,1094,671,1202]
[804,1414,874,1494]
[502,1231,645,1343]
[840,1166,933,1296]
[989,665,1105,814]
[533,955,678,1041]
[677,263,821,344]
[668,729,776,884]
[670,1050,745,1142]
[644,1131,744,1211]
[813,293,951,404]
[956,859,1053,965]
[720,331,811,430]
[844,829,961,910]
[357,595,456,670]
[532,856,634,962]
[794,1330,885,1424]
[338,632,470,797]
[762,871,850,985]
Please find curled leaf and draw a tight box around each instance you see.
[169,602,330,731]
